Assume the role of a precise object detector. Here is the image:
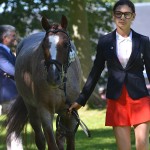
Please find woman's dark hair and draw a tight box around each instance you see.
[113,0,135,13]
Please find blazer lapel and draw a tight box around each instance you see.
[125,30,141,69]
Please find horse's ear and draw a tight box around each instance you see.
[61,15,68,30]
[41,16,51,31]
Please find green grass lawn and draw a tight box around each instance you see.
[0,107,137,150]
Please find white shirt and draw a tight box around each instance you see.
[116,31,132,68]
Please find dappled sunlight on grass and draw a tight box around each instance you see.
[0,107,140,149]
[75,128,116,149]
[78,106,106,129]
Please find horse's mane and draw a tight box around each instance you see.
[16,32,45,55]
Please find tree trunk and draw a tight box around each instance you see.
[68,0,103,108]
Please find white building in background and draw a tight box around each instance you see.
[133,3,150,93]
[132,3,150,38]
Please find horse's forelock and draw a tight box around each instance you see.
[50,23,59,30]
[50,23,65,31]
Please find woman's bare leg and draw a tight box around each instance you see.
[134,121,150,150]
[113,126,131,150]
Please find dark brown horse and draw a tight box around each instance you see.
[6,15,82,150]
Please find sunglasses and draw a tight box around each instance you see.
[114,11,133,19]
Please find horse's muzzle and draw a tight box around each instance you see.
[47,65,61,86]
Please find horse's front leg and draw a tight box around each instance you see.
[66,132,75,150]
[28,106,46,150]
[56,129,76,150]
[56,129,65,150]
[56,112,78,150]
[39,106,59,150]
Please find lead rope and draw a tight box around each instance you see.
[62,71,91,138]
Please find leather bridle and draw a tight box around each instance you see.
[44,29,73,88]
[44,29,72,72]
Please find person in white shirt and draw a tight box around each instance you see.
[69,0,150,150]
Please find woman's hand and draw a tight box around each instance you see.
[68,102,82,113]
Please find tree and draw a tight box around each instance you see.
[67,0,112,107]
[0,0,113,107]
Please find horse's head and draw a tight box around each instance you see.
[41,15,74,88]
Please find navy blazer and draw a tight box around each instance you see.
[76,29,150,106]
[0,45,18,103]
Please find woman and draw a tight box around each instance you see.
[69,0,150,149]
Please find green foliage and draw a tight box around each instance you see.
[86,0,113,48]
[0,0,113,40]
[132,0,150,2]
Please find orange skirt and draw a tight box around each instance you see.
[105,85,150,126]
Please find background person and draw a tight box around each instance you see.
[0,25,17,113]
[0,25,23,150]
[69,0,150,149]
